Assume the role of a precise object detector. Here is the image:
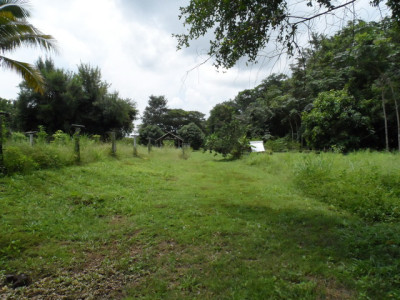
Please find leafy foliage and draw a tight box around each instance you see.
[15,59,138,137]
[162,109,206,134]
[175,0,399,69]
[141,95,168,130]
[205,119,249,159]
[142,96,206,134]
[205,19,400,151]
[138,124,164,145]
[302,89,373,151]
[0,0,56,93]
[177,122,205,150]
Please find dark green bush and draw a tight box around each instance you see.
[177,122,205,150]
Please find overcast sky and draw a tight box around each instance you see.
[0,0,388,120]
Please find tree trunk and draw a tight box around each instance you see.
[387,78,400,151]
[381,88,389,151]
[289,119,294,142]
[394,98,400,151]
[294,118,299,142]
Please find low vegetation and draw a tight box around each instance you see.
[2,135,136,175]
[0,143,399,299]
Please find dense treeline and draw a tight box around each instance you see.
[206,18,400,154]
[139,95,206,149]
[6,58,138,137]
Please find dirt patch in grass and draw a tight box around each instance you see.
[310,276,356,300]
[1,258,140,299]
[1,224,146,300]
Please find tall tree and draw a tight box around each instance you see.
[162,109,206,134]
[141,95,168,130]
[16,58,75,132]
[207,101,237,134]
[141,96,205,133]
[0,0,56,93]
[15,59,138,136]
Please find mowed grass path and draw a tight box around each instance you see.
[1,148,399,299]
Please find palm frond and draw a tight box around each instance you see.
[0,55,44,93]
[1,33,57,53]
[0,0,30,19]
[0,0,56,93]
[0,12,57,52]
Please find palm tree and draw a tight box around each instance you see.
[0,0,56,94]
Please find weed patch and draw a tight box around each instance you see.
[294,152,400,222]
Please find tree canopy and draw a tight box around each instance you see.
[15,58,137,137]
[177,122,205,150]
[175,0,398,69]
[140,95,206,141]
[204,19,400,153]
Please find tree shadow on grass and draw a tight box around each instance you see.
[219,203,350,258]
[215,203,400,299]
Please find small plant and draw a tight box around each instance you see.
[330,144,345,153]
[11,132,27,143]
[92,135,101,143]
[37,125,48,143]
[230,134,251,159]
[52,130,70,145]
[179,145,192,160]
[163,140,175,148]
[204,120,250,159]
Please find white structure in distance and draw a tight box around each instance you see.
[250,141,265,153]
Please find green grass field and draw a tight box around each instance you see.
[0,146,399,299]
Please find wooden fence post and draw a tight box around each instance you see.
[0,112,6,174]
[110,130,117,156]
[72,124,85,162]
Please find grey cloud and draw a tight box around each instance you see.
[119,0,183,31]
[119,0,216,59]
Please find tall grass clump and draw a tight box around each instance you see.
[4,139,75,173]
[265,137,301,152]
[78,136,110,163]
[2,133,147,175]
[294,151,400,222]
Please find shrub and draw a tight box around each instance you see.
[205,120,250,159]
[139,125,164,145]
[4,146,38,173]
[92,135,101,143]
[52,130,70,145]
[11,132,27,143]
[120,137,134,145]
[177,122,205,150]
[37,125,48,144]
